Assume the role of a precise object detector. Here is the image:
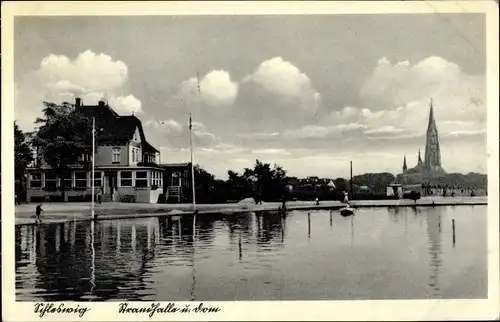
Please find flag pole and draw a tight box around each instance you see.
[91,117,95,219]
[189,113,196,211]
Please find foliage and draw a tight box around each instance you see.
[31,101,93,195]
[14,122,34,180]
[227,159,288,202]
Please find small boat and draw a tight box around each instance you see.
[340,205,355,217]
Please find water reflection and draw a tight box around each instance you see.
[15,206,486,301]
[424,207,443,297]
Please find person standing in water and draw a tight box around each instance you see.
[35,204,44,223]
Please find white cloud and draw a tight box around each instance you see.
[15,50,141,130]
[318,55,486,141]
[364,125,406,135]
[180,70,238,107]
[243,56,321,110]
[359,56,485,124]
[144,119,220,150]
[108,95,142,115]
[144,119,184,135]
[284,123,367,140]
[39,50,128,92]
[251,148,291,155]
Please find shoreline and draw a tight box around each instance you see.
[14,196,487,226]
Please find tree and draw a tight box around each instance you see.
[15,122,34,180]
[227,159,288,202]
[31,101,93,200]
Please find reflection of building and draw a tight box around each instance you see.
[402,99,445,177]
[26,98,164,203]
[424,209,443,296]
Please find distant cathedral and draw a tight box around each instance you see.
[402,99,445,175]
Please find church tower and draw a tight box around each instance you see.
[403,156,407,172]
[418,148,423,165]
[424,99,444,173]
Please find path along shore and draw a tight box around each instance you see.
[14,196,487,226]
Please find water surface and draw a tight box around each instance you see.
[15,206,487,301]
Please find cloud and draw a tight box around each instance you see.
[359,56,485,123]
[283,123,367,140]
[317,55,486,142]
[144,119,184,135]
[251,148,291,155]
[243,56,321,110]
[15,50,141,130]
[39,50,128,92]
[143,119,220,150]
[108,95,142,115]
[364,125,406,135]
[180,70,239,107]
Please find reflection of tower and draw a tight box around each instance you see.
[424,99,445,173]
[424,208,443,296]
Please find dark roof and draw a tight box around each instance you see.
[77,103,159,153]
[158,163,191,169]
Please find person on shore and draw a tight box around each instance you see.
[281,195,287,211]
[97,187,102,204]
[343,191,349,204]
[315,197,320,206]
[35,204,44,223]
[15,192,21,205]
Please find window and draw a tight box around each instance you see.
[45,172,58,188]
[92,171,102,187]
[136,148,141,162]
[171,171,181,187]
[132,148,135,163]
[136,171,148,188]
[120,171,132,187]
[77,154,90,162]
[75,171,87,188]
[29,173,42,188]
[61,173,72,188]
[112,148,121,163]
[151,171,161,187]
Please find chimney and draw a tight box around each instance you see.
[75,97,82,108]
[98,100,105,107]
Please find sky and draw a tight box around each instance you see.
[14,14,487,179]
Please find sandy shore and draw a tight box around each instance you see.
[14,196,487,226]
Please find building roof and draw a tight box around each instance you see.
[158,163,191,168]
[77,100,159,153]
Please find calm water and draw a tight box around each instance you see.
[15,206,487,301]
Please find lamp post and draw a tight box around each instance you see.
[90,118,103,219]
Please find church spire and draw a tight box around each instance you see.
[427,98,435,133]
[403,155,407,172]
[424,98,444,173]
[418,148,422,164]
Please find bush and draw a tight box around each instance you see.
[119,195,136,203]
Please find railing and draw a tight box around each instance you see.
[166,186,182,203]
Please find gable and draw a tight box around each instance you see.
[132,127,142,143]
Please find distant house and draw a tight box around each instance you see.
[26,98,164,203]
